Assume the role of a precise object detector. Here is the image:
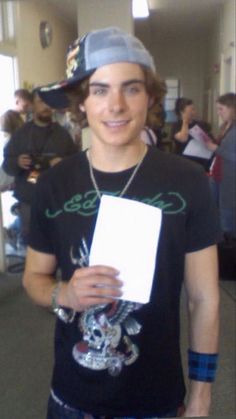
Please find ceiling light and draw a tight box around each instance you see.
[132,0,149,18]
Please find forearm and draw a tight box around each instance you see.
[23,248,122,313]
[185,294,219,416]
[174,126,189,142]
[185,381,212,417]
[23,270,57,308]
[188,297,219,352]
[184,246,220,416]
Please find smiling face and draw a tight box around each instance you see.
[80,62,150,149]
[216,103,235,123]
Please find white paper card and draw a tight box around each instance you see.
[189,124,212,143]
[89,195,162,304]
[183,138,213,159]
[183,124,213,159]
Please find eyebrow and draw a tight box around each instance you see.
[89,79,145,88]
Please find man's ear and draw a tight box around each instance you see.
[148,97,154,108]
[79,104,85,112]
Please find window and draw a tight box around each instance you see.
[0,1,15,42]
[165,79,180,123]
[0,54,17,115]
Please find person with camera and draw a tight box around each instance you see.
[2,90,77,248]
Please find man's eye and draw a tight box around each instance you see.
[125,85,142,95]
[90,87,107,96]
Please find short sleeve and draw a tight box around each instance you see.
[28,177,55,254]
[185,169,222,252]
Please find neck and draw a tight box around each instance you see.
[33,116,51,127]
[88,141,147,173]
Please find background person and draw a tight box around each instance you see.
[170,97,214,171]
[206,92,236,239]
[23,27,220,418]
[1,88,33,130]
[2,89,78,248]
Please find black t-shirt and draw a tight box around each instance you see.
[29,147,220,416]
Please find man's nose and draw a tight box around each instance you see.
[108,90,126,113]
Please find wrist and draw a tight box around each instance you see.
[51,282,75,323]
[55,281,67,307]
[186,381,211,416]
[188,349,219,382]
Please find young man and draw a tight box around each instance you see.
[23,27,220,418]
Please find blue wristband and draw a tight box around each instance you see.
[188,349,219,382]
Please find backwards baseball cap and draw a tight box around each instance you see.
[38,26,156,109]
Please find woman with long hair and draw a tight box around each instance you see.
[206,93,236,238]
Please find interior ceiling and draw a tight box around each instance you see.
[48,0,226,37]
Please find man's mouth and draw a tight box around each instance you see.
[104,120,129,128]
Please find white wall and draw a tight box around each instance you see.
[77,0,133,36]
[135,23,207,119]
[15,0,77,88]
[220,0,236,93]
[204,0,236,131]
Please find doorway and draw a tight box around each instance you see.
[0,53,18,272]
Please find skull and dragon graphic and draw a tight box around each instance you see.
[70,239,142,376]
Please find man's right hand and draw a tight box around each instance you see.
[18,154,32,170]
[58,265,123,312]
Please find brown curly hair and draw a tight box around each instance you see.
[64,66,167,129]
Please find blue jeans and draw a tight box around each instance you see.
[46,395,180,419]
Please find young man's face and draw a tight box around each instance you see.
[80,62,150,147]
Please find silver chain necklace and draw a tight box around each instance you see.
[87,147,147,200]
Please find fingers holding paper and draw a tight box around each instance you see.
[61,265,123,312]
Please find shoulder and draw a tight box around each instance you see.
[222,122,236,141]
[38,151,86,185]
[1,109,18,119]
[228,122,236,135]
[6,121,32,144]
[12,121,33,138]
[145,147,209,197]
[52,122,72,136]
[147,146,204,176]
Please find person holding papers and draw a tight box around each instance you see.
[206,93,236,239]
[171,97,214,171]
[23,28,220,418]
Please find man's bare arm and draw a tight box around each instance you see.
[23,247,123,312]
[183,245,220,417]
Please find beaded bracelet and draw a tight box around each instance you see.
[188,349,219,382]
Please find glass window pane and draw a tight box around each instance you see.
[166,79,179,88]
[0,0,15,42]
[165,98,176,111]
[166,87,179,98]
[6,1,15,39]
[0,6,3,41]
